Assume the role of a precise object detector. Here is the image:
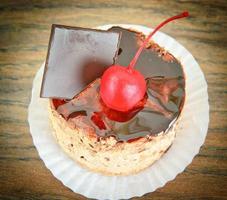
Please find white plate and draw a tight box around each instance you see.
[28,24,209,200]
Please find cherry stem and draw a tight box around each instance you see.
[128,11,189,69]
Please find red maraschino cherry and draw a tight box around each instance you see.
[100,11,189,112]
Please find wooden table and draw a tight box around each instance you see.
[0,1,226,199]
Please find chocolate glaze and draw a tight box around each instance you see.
[41,24,121,99]
[53,27,185,141]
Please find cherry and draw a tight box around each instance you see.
[100,11,189,112]
[52,99,67,109]
[91,112,106,130]
[100,65,146,112]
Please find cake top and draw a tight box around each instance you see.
[52,27,185,141]
[40,24,121,99]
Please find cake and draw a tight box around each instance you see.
[40,13,188,175]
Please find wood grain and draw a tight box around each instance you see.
[0,0,227,199]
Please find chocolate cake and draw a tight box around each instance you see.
[43,25,185,175]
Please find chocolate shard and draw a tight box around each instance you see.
[40,24,121,99]
[108,26,184,79]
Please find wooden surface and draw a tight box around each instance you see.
[0,0,227,199]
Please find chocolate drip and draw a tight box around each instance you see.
[55,77,184,140]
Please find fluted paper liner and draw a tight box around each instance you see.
[28,24,209,199]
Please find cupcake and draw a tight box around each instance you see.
[41,13,188,175]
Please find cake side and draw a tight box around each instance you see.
[49,99,177,175]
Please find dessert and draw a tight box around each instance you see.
[41,13,188,175]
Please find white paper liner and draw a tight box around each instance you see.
[28,24,209,200]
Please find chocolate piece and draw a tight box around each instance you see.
[53,27,185,141]
[40,24,121,99]
[109,26,184,78]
